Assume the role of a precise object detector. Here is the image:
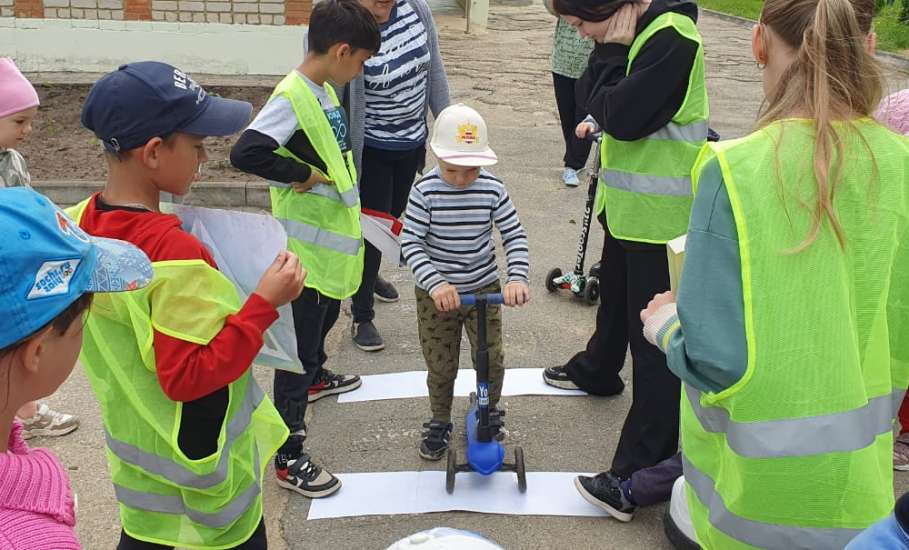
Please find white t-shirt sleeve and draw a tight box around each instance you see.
[247,96,300,147]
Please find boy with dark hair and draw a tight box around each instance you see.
[70,61,306,549]
[231,0,381,498]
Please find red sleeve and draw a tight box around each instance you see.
[153,293,278,402]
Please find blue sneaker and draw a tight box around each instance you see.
[562,167,580,187]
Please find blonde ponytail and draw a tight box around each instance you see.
[757,0,883,251]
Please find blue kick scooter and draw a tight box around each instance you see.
[446,293,527,494]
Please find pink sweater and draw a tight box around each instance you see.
[0,422,80,549]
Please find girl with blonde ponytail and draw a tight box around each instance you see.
[638,0,909,546]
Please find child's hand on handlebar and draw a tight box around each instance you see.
[504,281,530,307]
[576,121,598,140]
[431,283,461,312]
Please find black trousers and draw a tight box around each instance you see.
[564,218,680,478]
[351,144,424,323]
[117,518,267,549]
[273,288,340,452]
[552,72,593,171]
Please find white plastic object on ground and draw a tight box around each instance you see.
[386,528,503,550]
[670,476,699,543]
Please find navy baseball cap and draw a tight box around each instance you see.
[81,61,253,153]
[0,188,154,349]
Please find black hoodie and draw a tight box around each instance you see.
[578,0,701,142]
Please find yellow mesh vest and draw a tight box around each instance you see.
[680,120,909,549]
[65,200,289,550]
[268,71,364,300]
[594,12,709,244]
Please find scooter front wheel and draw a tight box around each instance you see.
[515,446,527,493]
[583,277,600,305]
[447,449,458,494]
[545,268,562,293]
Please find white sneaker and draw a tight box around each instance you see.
[18,403,79,440]
[562,167,580,187]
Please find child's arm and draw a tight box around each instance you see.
[584,28,699,141]
[493,187,529,286]
[229,96,323,187]
[401,185,446,295]
[153,295,277,402]
[642,158,747,394]
[152,243,304,402]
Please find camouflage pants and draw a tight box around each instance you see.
[416,281,504,422]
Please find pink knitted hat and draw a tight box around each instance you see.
[875,89,909,135]
[0,58,39,119]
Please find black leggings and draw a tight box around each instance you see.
[351,144,425,323]
[552,72,593,170]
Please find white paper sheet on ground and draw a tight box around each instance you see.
[307,471,608,520]
[336,368,587,403]
[164,204,304,373]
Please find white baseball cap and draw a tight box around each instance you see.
[430,103,498,167]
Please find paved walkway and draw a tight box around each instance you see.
[41,5,909,549]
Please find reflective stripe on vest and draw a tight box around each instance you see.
[648,120,709,142]
[685,385,904,458]
[681,455,863,549]
[268,180,360,208]
[597,12,708,244]
[114,454,261,530]
[278,217,361,256]
[104,380,265,489]
[600,170,692,196]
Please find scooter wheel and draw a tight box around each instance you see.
[515,446,527,493]
[583,277,600,305]
[446,449,457,494]
[545,268,562,293]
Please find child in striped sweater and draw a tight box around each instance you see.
[401,104,530,460]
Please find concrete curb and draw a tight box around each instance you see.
[32,180,273,209]
[25,72,281,87]
[701,8,909,71]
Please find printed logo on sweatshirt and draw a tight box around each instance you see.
[28,259,80,299]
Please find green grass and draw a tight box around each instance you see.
[696,0,909,54]
[697,0,763,21]
[875,4,909,54]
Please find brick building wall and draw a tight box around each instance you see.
[3,0,311,23]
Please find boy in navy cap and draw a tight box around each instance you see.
[70,61,307,549]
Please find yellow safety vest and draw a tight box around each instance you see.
[66,199,288,550]
[268,71,364,300]
[595,12,709,244]
[681,120,909,549]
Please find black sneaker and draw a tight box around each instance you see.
[575,472,636,522]
[419,420,453,461]
[352,320,385,352]
[543,366,581,390]
[308,368,362,402]
[374,276,399,303]
[275,450,341,498]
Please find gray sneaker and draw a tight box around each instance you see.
[374,276,399,303]
[352,320,385,352]
[19,403,79,440]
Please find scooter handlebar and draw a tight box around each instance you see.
[459,293,505,306]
